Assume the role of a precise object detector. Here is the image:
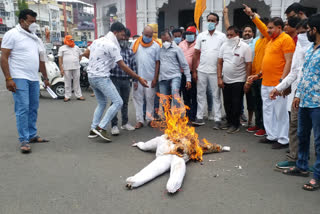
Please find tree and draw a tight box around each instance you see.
[15,0,29,17]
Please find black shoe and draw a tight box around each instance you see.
[93,128,112,142]
[192,119,205,126]
[259,138,277,144]
[220,122,231,130]
[272,142,289,150]
[213,121,222,130]
[226,126,240,134]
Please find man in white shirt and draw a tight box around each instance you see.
[87,22,148,142]
[58,35,85,102]
[1,9,50,153]
[192,12,227,128]
[217,26,252,133]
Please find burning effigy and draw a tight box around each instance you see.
[126,94,230,193]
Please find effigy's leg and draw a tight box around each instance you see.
[132,136,164,152]
[166,156,186,193]
[126,155,173,189]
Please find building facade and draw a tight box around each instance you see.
[83,0,319,38]
[27,0,62,44]
[0,0,16,37]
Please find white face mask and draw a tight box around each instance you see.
[28,23,39,34]
[227,36,240,46]
[242,37,253,44]
[298,32,310,47]
[163,41,171,49]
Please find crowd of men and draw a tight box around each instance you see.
[1,2,320,191]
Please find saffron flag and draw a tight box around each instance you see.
[194,0,207,30]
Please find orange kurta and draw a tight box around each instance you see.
[261,32,295,86]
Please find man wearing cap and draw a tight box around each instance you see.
[58,35,85,102]
[179,26,199,122]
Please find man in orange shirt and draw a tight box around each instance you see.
[249,17,295,149]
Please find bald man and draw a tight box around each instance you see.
[132,26,161,129]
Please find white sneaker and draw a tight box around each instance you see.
[111,126,120,135]
[208,112,214,121]
[121,123,135,131]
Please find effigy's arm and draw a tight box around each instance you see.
[200,142,230,154]
[132,136,164,152]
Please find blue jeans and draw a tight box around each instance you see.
[89,77,123,130]
[296,107,320,180]
[159,77,181,107]
[12,79,40,143]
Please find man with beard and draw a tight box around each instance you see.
[109,28,137,136]
[283,13,320,191]
[285,3,308,20]
[217,26,252,133]
[248,17,295,149]
[269,19,312,169]
[87,22,148,141]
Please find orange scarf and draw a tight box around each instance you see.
[132,36,161,53]
[64,35,75,48]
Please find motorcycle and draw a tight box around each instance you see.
[80,56,90,89]
[39,54,65,99]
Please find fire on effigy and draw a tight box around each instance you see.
[126,94,230,193]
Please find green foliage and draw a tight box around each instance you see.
[15,0,29,17]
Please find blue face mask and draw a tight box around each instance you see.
[174,37,182,44]
[185,34,195,42]
[142,35,152,44]
[208,22,216,31]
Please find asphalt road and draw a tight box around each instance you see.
[0,72,318,214]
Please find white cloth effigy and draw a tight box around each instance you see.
[15,24,47,62]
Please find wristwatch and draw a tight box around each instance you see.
[279,78,283,83]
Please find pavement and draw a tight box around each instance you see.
[0,73,319,214]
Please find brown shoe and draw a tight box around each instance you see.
[135,122,144,129]
[64,98,70,102]
[259,138,277,144]
[272,142,289,150]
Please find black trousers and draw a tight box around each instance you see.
[223,82,245,128]
[251,78,264,129]
[180,73,197,121]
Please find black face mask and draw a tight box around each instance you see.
[307,30,316,43]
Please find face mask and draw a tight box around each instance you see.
[186,34,195,42]
[25,21,39,33]
[208,22,216,31]
[307,30,316,43]
[227,36,240,46]
[173,37,182,44]
[242,37,253,44]
[298,32,310,46]
[163,41,171,49]
[142,35,152,44]
[119,40,129,49]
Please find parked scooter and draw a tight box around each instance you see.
[39,54,65,99]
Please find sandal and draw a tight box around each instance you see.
[64,98,70,102]
[303,179,320,191]
[20,142,32,154]
[29,136,49,143]
[283,166,310,177]
[77,97,85,101]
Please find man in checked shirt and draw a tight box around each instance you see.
[110,28,137,136]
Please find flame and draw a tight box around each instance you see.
[150,93,221,162]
